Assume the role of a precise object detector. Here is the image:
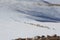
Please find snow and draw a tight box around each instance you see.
[0,0,60,40]
[0,20,60,40]
[45,0,60,4]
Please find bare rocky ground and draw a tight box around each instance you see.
[14,34,60,40]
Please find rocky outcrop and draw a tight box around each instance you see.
[14,34,60,40]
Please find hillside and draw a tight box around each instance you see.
[0,0,60,40]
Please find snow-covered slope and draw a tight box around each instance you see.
[45,0,60,4]
[0,0,60,40]
[9,0,60,22]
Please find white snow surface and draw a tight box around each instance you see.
[0,0,60,40]
[45,0,60,4]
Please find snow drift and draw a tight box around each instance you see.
[0,0,60,40]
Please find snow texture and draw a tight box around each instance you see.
[0,0,60,40]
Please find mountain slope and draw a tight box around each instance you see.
[0,0,60,40]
